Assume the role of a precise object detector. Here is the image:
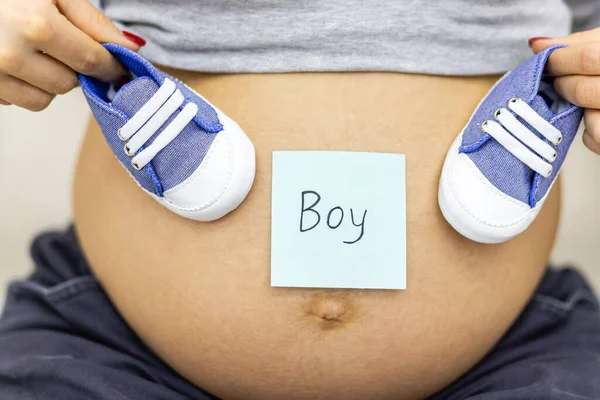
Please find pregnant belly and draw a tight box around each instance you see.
[73,71,560,400]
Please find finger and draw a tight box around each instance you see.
[0,99,11,106]
[530,28,600,53]
[7,52,78,95]
[554,75,600,108]
[545,42,600,76]
[583,130,600,154]
[0,74,54,111]
[33,8,128,82]
[55,0,141,51]
[583,108,600,154]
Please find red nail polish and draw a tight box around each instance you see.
[122,31,146,47]
[528,37,551,47]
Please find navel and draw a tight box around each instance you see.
[305,295,357,330]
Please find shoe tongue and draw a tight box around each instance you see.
[529,94,554,121]
[111,76,160,118]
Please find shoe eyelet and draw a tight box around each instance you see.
[480,119,492,132]
[494,108,503,119]
[117,128,127,141]
[124,143,135,157]
[508,97,520,106]
[131,160,142,171]
[543,166,553,178]
[555,135,563,145]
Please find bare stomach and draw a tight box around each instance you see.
[73,71,560,400]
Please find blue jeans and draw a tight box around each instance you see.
[1,227,599,399]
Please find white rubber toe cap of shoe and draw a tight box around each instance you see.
[155,111,256,221]
[438,136,545,244]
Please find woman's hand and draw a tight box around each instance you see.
[0,0,143,111]
[530,29,600,155]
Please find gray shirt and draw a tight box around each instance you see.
[92,0,600,75]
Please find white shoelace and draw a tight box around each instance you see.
[117,78,198,170]
[480,98,563,178]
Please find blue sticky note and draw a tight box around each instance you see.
[271,151,406,290]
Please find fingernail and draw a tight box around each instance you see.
[122,31,146,47]
[528,37,551,47]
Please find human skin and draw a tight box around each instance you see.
[532,29,600,153]
[1,0,600,153]
[0,0,138,110]
[3,1,600,399]
[74,71,562,400]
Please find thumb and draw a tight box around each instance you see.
[56,0,143,51]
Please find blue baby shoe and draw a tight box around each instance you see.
[79,44,255,221]
[439,45,583,243]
